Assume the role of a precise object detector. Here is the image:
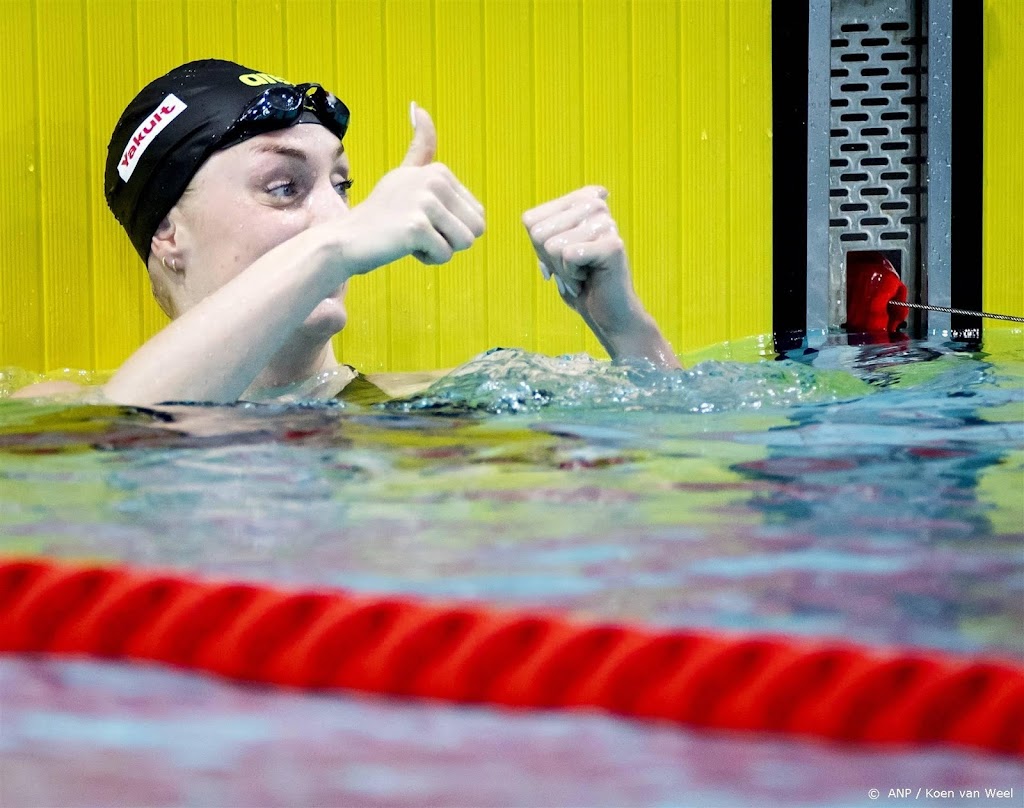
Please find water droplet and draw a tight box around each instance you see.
[27,164,35,172]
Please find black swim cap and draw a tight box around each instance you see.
[104,58,343,263]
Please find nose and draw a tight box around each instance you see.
[307,178,350,225]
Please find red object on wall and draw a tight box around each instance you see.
[1,558,1021,757]
[845,251,909,337]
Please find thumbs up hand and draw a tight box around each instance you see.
[402,102,438,167]
[338,103,485,275]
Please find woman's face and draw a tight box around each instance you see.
[170,123,352,337]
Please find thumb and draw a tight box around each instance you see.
[401,102,437,167]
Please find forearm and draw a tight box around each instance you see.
[570,286,683,371]
[104,226,349,405]
[591,309,681,370]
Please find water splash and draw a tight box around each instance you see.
[386,348,873,415]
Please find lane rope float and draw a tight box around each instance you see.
[1,558,1021,756]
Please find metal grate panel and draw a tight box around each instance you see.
[828,0,927,330]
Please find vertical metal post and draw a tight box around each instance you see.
[926,1,953,337]
[806,0,833,337]
[806,0,949,339]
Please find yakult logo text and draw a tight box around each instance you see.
[118,94,187,182]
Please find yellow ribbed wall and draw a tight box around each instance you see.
[0,0,772,373]
[984,0,1024,331]
[0,1,1017,375]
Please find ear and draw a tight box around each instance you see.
[149,214,185,275]
[146,214,186,319]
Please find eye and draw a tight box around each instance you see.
[266,180,299,199]
[335,178,354,198]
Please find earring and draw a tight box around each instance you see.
[162,257,179,272]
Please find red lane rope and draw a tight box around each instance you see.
[1,558,1021,756]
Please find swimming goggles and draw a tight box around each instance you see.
[219,82,350,148]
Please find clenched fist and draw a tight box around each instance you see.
[523,186,679,369]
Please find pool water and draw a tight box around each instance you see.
[1,335,1022,806]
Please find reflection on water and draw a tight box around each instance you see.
[1,335,1022,806]
[4,655,1022,808]
[1,336,1021,655]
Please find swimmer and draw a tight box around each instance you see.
[14,59,679,404]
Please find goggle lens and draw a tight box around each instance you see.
[222,83,350,147]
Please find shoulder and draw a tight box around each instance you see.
[362,369,450,399]
[10,380,85,399]
[335,369,449,405]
